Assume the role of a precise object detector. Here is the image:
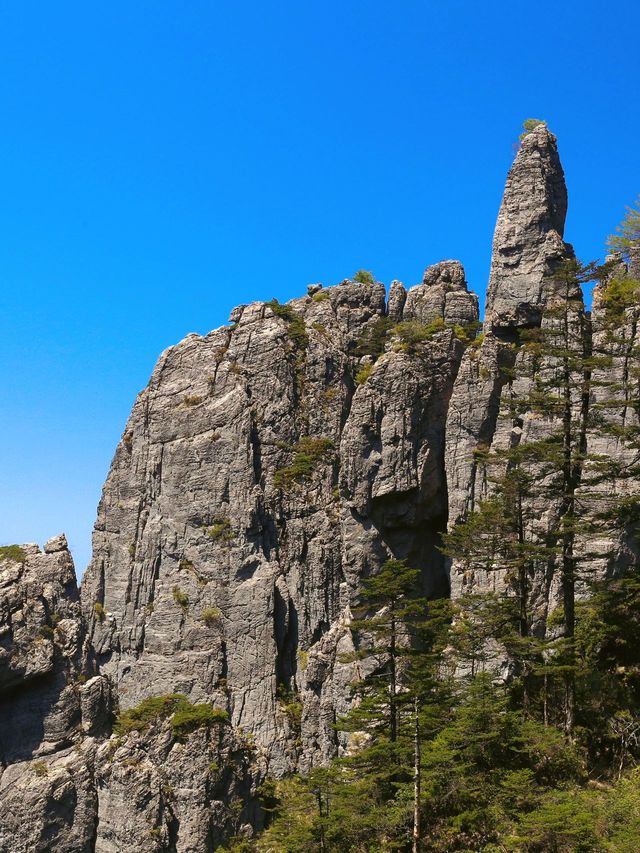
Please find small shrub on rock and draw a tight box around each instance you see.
[172,587,189,610]
[266,299,309,350]
[183,394,203,407]
[353,269,375,284]
[277,685,303,732]
[0,545,26,564]
[353,317,393,358]
[274,436,334,490]
[201,606,223,627]
[392,317,445,351]
[207,518,234,543]
[171,702,228,740]
[114,694,186,735]
[355,362,374,386]
[114,694,226,740]
[519,118,546,140]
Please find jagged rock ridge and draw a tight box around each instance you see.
[2,125,637,851]
[484,123,571,333]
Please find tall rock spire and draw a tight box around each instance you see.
[484,124,571,333]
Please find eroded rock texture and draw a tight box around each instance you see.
[80,267,476,776]
[579,258,640,581]
[0,543,260,852]
[1,263,479,849]
[484,124,570,333]
[445,124,581,615]
[0,537,92,764]
[0,539,109,852]
[2,124,637,850]
[445,125,638,628]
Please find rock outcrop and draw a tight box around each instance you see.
[445,125,637,626]
[0,541,260,852]
[484,124,571,333]
[80,268,477,777]
[403,260,479,327]
[0,536,98,764]
[1,124,637,850]
[1,264,479,849]
[445,124,580,612]
[0,539,109,852]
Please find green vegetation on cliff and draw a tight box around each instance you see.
[230,250,640,852]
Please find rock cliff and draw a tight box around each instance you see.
[1,125,637,850]
[445,124,578,608]
[483,123,571,333]
[79,264,476,776]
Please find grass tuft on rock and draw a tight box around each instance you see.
[201,606,223,627]
[114,693,228,739]
[171,702,228,740]
[172,587,189,609]
[207,518,234,543]
[266,299,309,350]
[355,362,374,386]
[114,694,185,735]
[392,317,446,351]
[0,545,27,564]
[353,269,375,284]
[274,436,334,490]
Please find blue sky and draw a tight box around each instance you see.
[1,1,639,576]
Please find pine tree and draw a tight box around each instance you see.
[346,559,424,744]
[247,217,640,852]
[607,196,640,265]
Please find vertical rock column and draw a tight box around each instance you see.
[445,125,576,600]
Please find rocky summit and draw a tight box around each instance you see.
[1,124,637,851]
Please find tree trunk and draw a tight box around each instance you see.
[413,695,421,853]
[390,605,397,742]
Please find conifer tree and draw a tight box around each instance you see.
[607,196,640,264]
[247,213,640,852]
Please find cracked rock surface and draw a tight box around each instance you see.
[2,124,638,849]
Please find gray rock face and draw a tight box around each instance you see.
[445,125,583,612]
[579,256,640,581]
[404,260,479,327]
[0,540,260,853]
[0,746,98,853]
[91,720,259,853]
[444,132,639,633]
[2,125,638,849]
[484,124,571,333]
[444,130,587,620]
[0,539,109,853]
[79,271,475,777]
[1,265,478,848]
[387,280,407,322]
[0,538,87,763]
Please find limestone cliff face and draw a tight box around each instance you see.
[0,538,110,852]
[445,125,636,621]
[484,124,571,333]
[446,125,579,613]
[0,541,260,852]
[1,126,637,851]
[581,261,640,580]
[79,268,476,778]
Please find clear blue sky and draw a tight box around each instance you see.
[1,1,639,576]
